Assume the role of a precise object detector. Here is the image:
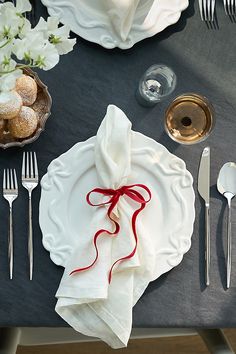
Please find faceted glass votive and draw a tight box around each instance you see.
[136,64,177,107]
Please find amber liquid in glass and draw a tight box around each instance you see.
[165,93,214,145]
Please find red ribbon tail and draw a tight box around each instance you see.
[69,228,102,276]
[70,184,152,283]
[108,201,146,283]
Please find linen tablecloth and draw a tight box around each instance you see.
[0,0,236,328]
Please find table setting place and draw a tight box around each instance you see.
[0,0,236,350]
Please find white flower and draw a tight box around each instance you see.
[0,42,13,61]
[13,31,46,61]
[13,31,59,70]
[49,24,76,55]
[33,16,76,55]
[0,68,22,92]
[15,0,32,13]
[18,18,32,38]
[34,42,59,70]
[0,1,31,40]
[0,58,17,73]
[0,3,23,39]
[0,3,76,86]
[32,17,47,32]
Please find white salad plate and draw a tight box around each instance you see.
[39,132,195,279]
[41,0,189,49]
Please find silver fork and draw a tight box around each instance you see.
[224,0,236,15]
[3,169,18,280]
[199,0,216,21]
[22,152,39,280]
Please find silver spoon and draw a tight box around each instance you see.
[217,162,236,289]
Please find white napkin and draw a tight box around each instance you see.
[55,105,157,348]
[103,0,140,41]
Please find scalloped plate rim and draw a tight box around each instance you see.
[39,131,195,280]
[41,0,189,49]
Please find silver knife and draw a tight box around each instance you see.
[198,146,210,286]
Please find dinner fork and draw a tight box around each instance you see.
[198,0,216,21]
[3,169,18,280]
[22,152,39,280]
[224,0,236,15]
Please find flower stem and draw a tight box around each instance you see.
[0,64,39,75]
[0,38,12,49]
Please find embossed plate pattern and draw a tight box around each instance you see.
[39,132,195,280]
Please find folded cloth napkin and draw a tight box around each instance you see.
[103,0,140,41]
[55,105,159,348]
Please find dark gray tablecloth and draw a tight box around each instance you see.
[0,0,236,328]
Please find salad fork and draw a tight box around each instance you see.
[198,0,216,21]
[224,0,236,15]
[3,169,18,280]
[22,152,39,280]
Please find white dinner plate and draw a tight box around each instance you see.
[39,132,195,279]
[41,0,189,49]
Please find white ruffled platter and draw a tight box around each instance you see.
[41,0,189,49]
[39,132,195,281]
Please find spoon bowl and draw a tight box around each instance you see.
[217,162,236,196]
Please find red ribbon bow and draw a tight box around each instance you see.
[70,184,152,283]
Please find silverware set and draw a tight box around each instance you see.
[198,0,236,22]
[3,152,39,280]
[198,147,236,288]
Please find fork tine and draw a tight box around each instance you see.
[22,152,25,179]
[30,151,33,178]
[7,169,10,189]
[207,0,211,21]
[203,0,207,20]
[10,169,13,189]
[224,0,227,14]
[34,152,38,178]
[26,152,29,178]
[231,0,235,14]
[228,0,232,15]
[227,0,230,14]
[211,0,215,21]
[199,0,203,20]
[3,169,6,189]
[13,169,17,190]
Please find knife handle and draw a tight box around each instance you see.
[205,203,210,286]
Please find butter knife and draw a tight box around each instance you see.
[198,146,210,286]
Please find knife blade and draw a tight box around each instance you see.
[198,146,210,286]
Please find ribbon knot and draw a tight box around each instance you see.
[70,184,152,283]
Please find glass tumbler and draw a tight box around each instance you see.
[136,64,177,107]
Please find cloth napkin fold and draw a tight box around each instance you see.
[103,0,140,41]
[55,105,157,348]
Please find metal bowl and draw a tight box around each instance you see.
[0,68,52,149]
